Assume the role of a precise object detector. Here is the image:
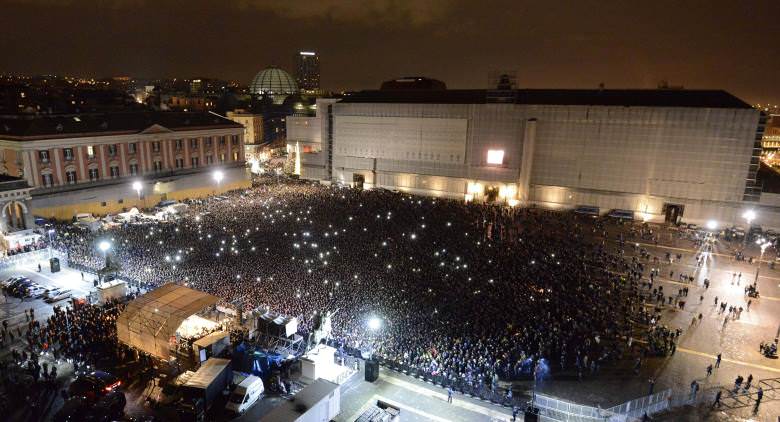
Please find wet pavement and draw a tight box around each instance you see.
[589,225,780,421]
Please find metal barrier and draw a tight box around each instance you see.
[367,355,524,408]
[0,248,67,270]
[533,393,613,422]
[66,261,147,288]
[605,389,671,421]
[532,388,672,422]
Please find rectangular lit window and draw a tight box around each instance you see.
[486,149,504,165]
[87,146,95,158]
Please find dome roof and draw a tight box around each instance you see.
[250,67,298,96]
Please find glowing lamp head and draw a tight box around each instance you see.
[742,210,756,223]
[706,220,717,230]
[368,317,382,331]
[132,181,142,192]
[213,170,224,183]
[98,241,111,253]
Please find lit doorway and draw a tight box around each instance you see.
[664,203,684,224]
[353,174,365,190]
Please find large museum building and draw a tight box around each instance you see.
[286,78,778,228]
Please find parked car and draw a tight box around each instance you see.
[9,279,33,297]
[1,276,26,289]
[27,285,48,299]
[45,290,73,303]
[68,371,121,402]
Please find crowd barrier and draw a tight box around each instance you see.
[321,339,541,408]
[66,261,148,290]
[0,247,66,270]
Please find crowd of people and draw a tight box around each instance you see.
[50,179,659,390]
[0,299,127,418]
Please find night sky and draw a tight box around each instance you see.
[2,0,779,104]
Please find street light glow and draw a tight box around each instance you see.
[706,220,717,230]
[98,241,111,253]
[743,210,756,223]
[368,317,382,331]
[213,170,224,184]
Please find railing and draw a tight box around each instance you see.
[534,393,611,421]
[369,355,524,408]
[0,247,67,270]
[532,388,672,422]
[66,261,147,288]
[605,389,671,421]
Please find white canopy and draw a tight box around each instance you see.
[116,283,219,359]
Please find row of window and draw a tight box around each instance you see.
[37,136,240,163]
[39,152,239,187]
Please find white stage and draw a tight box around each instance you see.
[176,314,220,338]
[301,344,356,385]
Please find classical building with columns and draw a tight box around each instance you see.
[287,88,778,228]
[0,111,250,219]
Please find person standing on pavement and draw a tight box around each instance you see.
[713,390,722,408]
[755,386,763,411]
[716,353,722,368]
[447,386,453,403]
[648,378,655,395]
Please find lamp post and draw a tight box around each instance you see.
[98,240,111,283]
[47,228,55,259]
[742,210,756,247]
[754,238,771,287]
[213,170,224,193]
[132,181,144,209]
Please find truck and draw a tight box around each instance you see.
[180,357,232,417]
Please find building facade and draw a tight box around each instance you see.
[227,110,264,161]
[0,175,33,232]
[0,111,250,219]
[296,51,320,93]
[288,90,776,228]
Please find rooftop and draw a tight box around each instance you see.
[0,111,242,140]
[0,174,30,192]
[340,88,753,109]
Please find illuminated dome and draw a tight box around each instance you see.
[250,67,298,103]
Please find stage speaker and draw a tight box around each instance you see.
[364,359,379,382]
[49,257,60,273]
[523,405,540,422]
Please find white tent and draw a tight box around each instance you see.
[116,283,219,360]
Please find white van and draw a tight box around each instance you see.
[226,375,264,414]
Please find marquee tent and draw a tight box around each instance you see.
[116,283,219,359]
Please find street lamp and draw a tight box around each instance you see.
[213,170,224,192]
[98,240,111,256]
[47,228,55,259]
[368,317,382,331]
[706,220,718,231]
[742,210,756,247]
[132,181,143,199]
[754,238,772,286]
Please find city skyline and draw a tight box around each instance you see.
[1,0,779,104]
